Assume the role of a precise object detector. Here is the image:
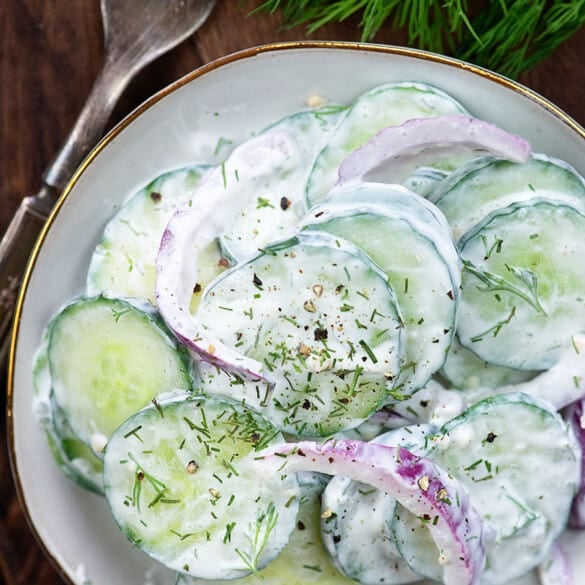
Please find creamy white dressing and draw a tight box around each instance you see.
[322,426,434,585]
[302,183,460,395]
[429,395,580,585]
[36,80,585,585]
[218,108,344,263]
[441,337,539,391]
[196,233,403,436]
[394,334,585,426]
[178,473,355,585]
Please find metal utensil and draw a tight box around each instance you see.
[0,0,216,368]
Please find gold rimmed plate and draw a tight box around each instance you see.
[8,42,585,585]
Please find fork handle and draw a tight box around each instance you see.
[0,187,57,369]
[43,60,127,192]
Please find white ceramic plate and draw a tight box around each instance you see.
[9,42,585,585]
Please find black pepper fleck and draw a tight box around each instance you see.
[314,327,328,341]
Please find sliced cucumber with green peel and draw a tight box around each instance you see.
[176,472,354,585]
[403,167,449,198]
[457,199,585,370]
[33,336,104,494]
[87,165,215,303]
[391,393,580,585]
[433,154,585,240]
[49,395,105,494]
[440,337,539,392]
[302,183,460,395]
[196,231,404,437]
[103,393,299,580]
[305,81,468,206]
[196,360,273,414]
[48,296,194,456]
[321,426,433,585]
[262,105,347,147]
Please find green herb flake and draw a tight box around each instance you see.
[214,136,233,155]
[256,196,275,209]
[358,339,378,363]
[303,564,323,572]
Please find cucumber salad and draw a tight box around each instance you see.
[33,81,585,585]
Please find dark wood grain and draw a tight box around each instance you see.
[1,1,584,583]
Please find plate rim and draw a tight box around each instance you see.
[6,39,585,584]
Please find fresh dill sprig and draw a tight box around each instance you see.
[463,259,547,316]
[235,502,279,574]
[247,0,585,78]
[458,0,585,78]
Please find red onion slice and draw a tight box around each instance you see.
[155,130,301,379]
[566,395,585,529]
[337,115,531,186]
[258,439,486,585]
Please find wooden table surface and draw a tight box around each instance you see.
[1,1,584,583]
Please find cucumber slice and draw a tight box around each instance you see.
[392,393,580,585]
[87,166,215,304]
[305,81,468,207]
[196,231,404,437]
[103,393,299,580]
[433,154,585,240]
[302,183,460,395]
[457,200,585,370]
[218,106,346,264]
[195,359,272,414]
[49,395,105,494]
[440,337,539,391]
[33,335,104,494]
[261,437,486,585]
[320,426,433,585]
[176,472,354,585]
[48,297,194,456]
[393,334,585,426]
[263,105,347,150]
[404,167,449,198]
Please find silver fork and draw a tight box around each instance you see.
[0,0,216,367]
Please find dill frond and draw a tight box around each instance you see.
[246,0,585,78]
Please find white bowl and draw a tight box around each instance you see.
[8,42,585,585]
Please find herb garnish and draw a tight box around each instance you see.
[247,0,585,78]
[463,260,547,316]
[235,503,279,574]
